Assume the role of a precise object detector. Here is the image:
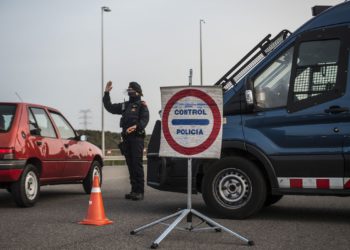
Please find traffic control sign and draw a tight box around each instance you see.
[159,86,223,159]
[132,87,252,249]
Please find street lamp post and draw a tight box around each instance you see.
[101,6,111,157]
[189,68,193,86]
[199,19,205,86]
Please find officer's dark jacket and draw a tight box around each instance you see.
[103,92,149,136]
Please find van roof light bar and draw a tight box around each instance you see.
[312,5,332,16]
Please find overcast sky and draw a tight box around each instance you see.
[0,0,343,134]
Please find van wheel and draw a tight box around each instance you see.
[264,194,283,207]
[83,161,102,194]
[202,157,266,219]
[11,164,40,207]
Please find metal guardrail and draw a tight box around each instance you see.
[104,155,147,161]
[103,148,147,161]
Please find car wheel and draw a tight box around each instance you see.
[83,161,102,194]
[202,156,266,219]
[264,194,283,207]
[11,164,40,207]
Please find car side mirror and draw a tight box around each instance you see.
[29,122,41,136]
[30,128,41,136]
[79,135,87,141]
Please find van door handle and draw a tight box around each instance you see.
[36,141,42,146]
[64,143,69,148]
[324,106,349,114]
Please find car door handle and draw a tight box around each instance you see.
[324,106,349,114]
[36,141,42,146]
[64,143,69,148]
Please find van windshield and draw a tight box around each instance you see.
[0,104,17,132]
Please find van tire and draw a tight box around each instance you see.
[11,164,40,207]
[202,157,266,219]
[83,161,102,194]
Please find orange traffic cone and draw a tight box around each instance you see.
[79,175,113,226]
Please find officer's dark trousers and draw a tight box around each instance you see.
[124,136,145,194]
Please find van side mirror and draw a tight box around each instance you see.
[245,78,255,112]
[245,90,254,105]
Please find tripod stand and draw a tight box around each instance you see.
[130,158,254,249]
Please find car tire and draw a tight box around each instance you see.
[11,164,40,207]
[264,194,283,207]
[202,156,266,219]
[83,161,102,194]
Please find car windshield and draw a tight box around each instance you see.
[0,104,17,133]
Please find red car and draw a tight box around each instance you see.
[0,102,103,207]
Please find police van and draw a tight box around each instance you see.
[147,2,350,218]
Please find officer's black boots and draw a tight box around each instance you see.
[125,192,136,200]
[131,193,144,201]
[125,192,144,200]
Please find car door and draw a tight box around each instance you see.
[244,26,350,188]
[49,111,90,179]
[28,107,66,180]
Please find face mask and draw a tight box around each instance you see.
[127,88,137,97]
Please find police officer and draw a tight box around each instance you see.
[103,81,149,201]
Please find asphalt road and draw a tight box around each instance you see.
[1,165,350,250]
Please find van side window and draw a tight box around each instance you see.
[254,47,294,109]
[287,26,350,113]
[293,40,340,101]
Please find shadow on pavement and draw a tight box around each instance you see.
[115,193,350,225]
[0,188,86,208]
[257,205,350,224]
[0,191,14,208]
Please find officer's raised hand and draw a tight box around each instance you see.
[105,81,113,92]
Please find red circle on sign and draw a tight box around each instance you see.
[162,88,221,155]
